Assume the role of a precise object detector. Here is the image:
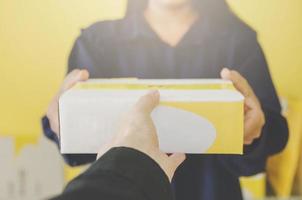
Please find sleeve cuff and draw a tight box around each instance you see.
[42,116,60,145]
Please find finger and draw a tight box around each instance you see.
[220,68,253,97]
[244,114,261,144]
[134,90,160,114]
[244,128,262,145]
[245,97,256,109]
[79,69,90,80]
[67,69,89,85]
[244,131,261,144]
[244,110,257,133]
[61,69,89,92]
[244,138,254,145]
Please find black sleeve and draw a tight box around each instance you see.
[217,32,289,177]
[50,147,174,200]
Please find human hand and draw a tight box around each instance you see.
[97,90,186,181]
[221,68,265,145]
[46,69,89,135]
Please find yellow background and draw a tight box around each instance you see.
[1,0,302,198]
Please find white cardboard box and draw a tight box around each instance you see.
[59,79,244,154]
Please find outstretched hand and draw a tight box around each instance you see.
[97,90,186,181]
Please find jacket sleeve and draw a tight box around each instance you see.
[217,32,289,177]
[50,147,174,200]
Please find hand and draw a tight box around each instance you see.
[221,68,265,145]
[97,90,186,181]
[46,69,89,135]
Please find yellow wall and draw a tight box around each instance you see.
[228,0,302,100]
[1,0,302,197]
[0,0,126,142]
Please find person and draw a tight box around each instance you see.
[43,0,289,199]
[51,91,185,200]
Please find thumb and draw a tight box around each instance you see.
[134,90,160,114]
[220,68,251,97]
[61,69,90,92]
[69,69,90,85]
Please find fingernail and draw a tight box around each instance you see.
[221,68,231,80]
[79,70,88,79]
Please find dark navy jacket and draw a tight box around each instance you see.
[43,10,288,200]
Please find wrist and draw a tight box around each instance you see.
[131,147,172,181]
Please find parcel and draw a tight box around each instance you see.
[59,79,244,154]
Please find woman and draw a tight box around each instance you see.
[43,0,288,199]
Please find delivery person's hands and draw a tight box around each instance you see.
[97,90,186,182]
[221,68,265,145]
[47,69,90,135]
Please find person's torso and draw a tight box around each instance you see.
[72,14,245,80]
[69,14,256,200]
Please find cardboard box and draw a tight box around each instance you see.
[59,79,244,154]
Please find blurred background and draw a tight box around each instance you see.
[0,0,301,199]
